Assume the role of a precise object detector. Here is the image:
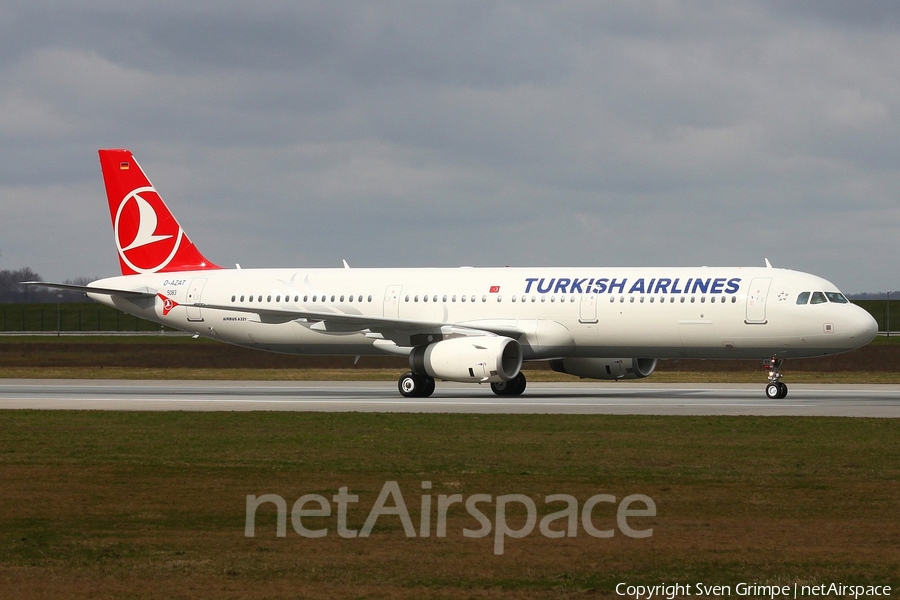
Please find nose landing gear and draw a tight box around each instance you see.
[763,357,788,399]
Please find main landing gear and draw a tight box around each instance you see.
[398,371,436,398]
[397,371,528,398]
[491,372,527,396]
[764,357,788,399]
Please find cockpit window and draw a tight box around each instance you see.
[810,291,828,304]
[796,292,810,305]
[826,292,849,304]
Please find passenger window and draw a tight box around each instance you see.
[810,292,827,304]
[826,292,849,304]
[796,292,810,305]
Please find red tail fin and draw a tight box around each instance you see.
[99,149,221,275]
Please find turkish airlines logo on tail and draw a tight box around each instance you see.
[115,187,184,274]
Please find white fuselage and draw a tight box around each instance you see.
[88,266,878,362]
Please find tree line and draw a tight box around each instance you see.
[0,268,95,303]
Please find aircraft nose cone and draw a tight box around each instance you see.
[847,305,879,346]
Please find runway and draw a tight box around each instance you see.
[0,380,898,416]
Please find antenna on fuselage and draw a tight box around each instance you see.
[765,258,773,268]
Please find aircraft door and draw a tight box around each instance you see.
[745,277,771,324]
[185,278,208,322]
[579,293,598,323]
[383,285,402,318]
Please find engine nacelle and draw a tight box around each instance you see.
[549,357,657,380]
[410,337,522,383]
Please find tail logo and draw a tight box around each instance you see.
[115,187,185,274]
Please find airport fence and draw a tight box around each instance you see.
[0,303,176,334]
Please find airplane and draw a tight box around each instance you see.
[26,149,879,400]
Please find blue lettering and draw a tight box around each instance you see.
[609,278,626,294]
[671,278,683,294]
[594,278,609,293]
[710,278,726,293]
[537,278,555,294]
[692,278,711,294]
[628,279,646,294]
[554,278,571,294]
[524,277,539,294]
[725,277,741,294]
[570,278,587,293]
[655,278,672,293]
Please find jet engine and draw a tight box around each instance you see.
[410,336,522,383]
[549,357,657,380]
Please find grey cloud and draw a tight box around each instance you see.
[0,2,898,293]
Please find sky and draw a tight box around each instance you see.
[1,1,898,293]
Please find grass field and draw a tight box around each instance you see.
[1,411,898,598]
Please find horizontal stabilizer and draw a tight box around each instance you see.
[21,281,157,298]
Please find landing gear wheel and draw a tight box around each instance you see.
[398,372,435,398]
[490,373,527,396]
[766,382,789,399]
[422,376,435,397]
[399,372,420,397]
[491,381,510,396]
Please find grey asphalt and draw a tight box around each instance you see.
[0,380,898,417]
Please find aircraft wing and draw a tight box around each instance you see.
[20,281,158,298]
[193,302,524,340]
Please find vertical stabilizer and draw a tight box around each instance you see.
[98,149,221,275]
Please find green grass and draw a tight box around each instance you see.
[1,411,898,598]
